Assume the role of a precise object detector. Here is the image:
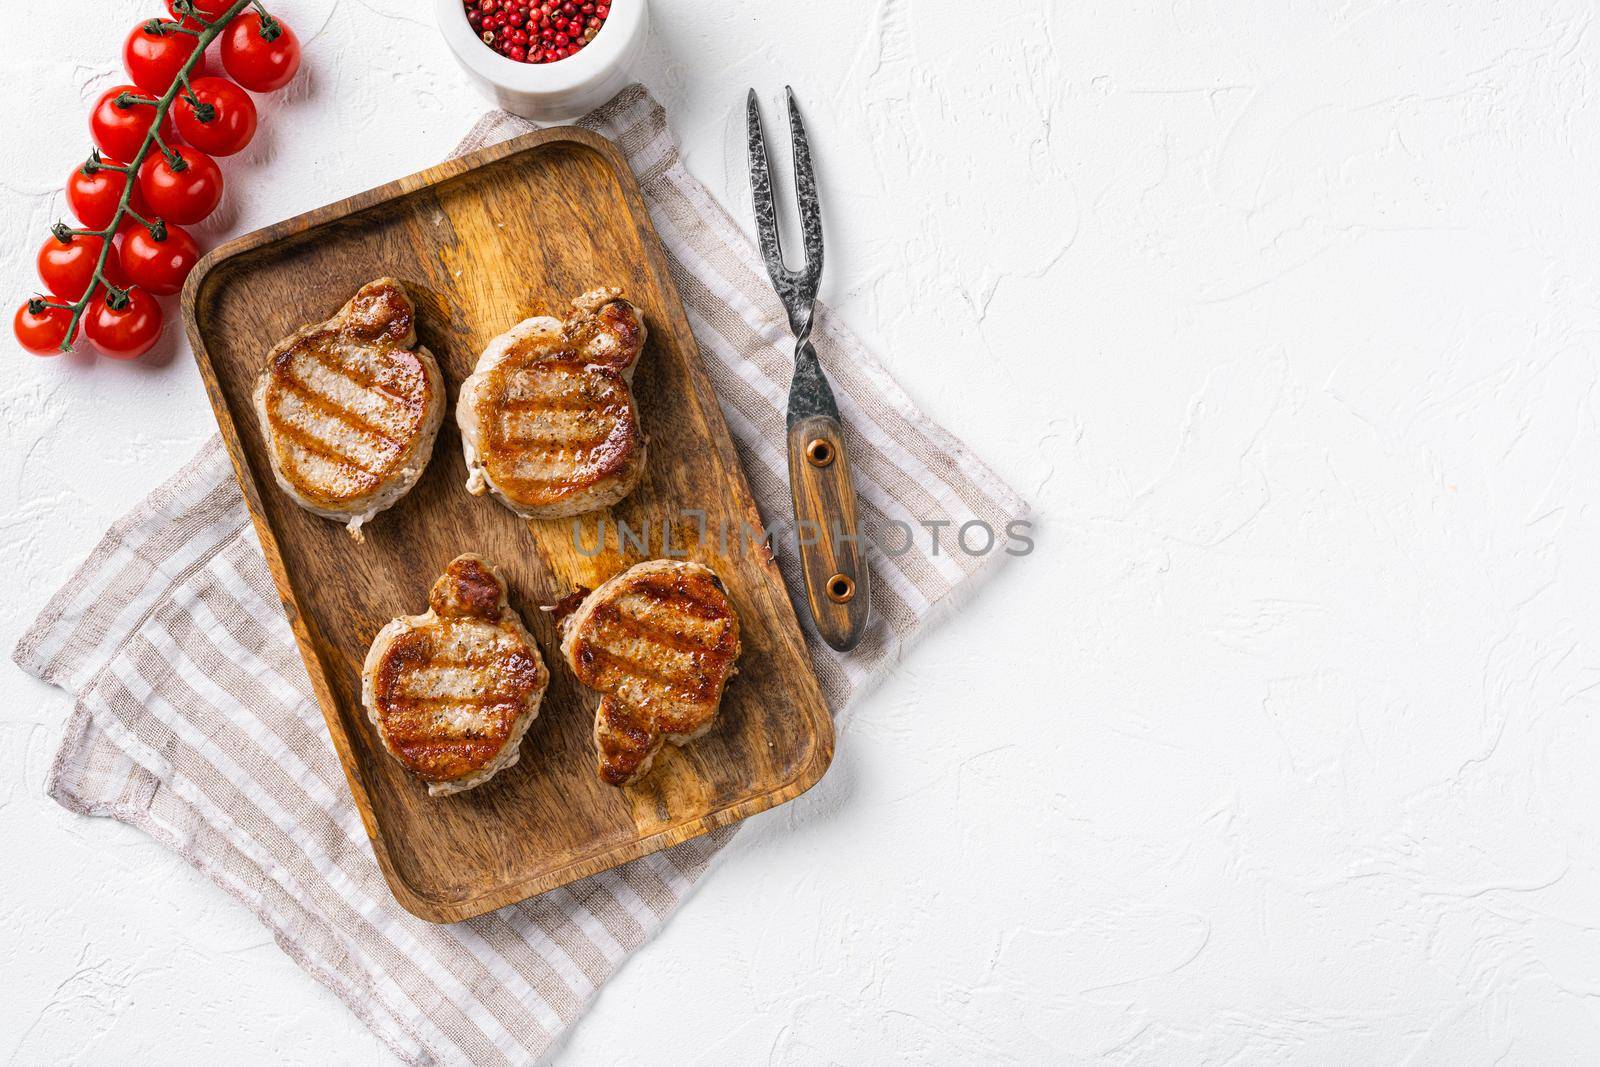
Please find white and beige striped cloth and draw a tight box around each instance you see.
[14,87,1025,1066]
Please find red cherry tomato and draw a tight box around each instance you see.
[37,234,120,301]
[123,22,207,95]
[119,223,201,296]
[14,300,76,356]
[165,0,235,29]
[221,13,301,93]
[66,158,143,232]
[84,287,164,360]
[172,76,257,157]
[139,146,224,225]
[89,85,173,161]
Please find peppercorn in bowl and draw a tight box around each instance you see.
[434,0,648,121]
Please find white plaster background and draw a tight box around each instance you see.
[6,0,1600,1062]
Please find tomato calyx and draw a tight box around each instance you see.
[169,0,211,23]
[183,94,218,125]
[113,89,160,112]
[140,15,206,40]
[48,221,110,246]
[100,286,134,313]
[27,294,78,319]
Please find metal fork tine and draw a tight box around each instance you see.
[786,86,824,290]
[746,89,788,286]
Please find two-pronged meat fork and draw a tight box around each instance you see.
[746,87,870,652]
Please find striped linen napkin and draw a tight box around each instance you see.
[13,86,1026,1065]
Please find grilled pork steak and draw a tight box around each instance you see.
[558,560,741,786]
[253,278,445,542]
[362,554,550,797]
[458,287,648,519]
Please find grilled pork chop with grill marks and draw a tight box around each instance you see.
[254,278,445,542]
[557,560,741,786]
[458,287,648,519]
[362,554,550,797]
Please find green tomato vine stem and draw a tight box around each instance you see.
[41,0,263,351]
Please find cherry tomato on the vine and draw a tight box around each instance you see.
[123,21,207,95]
[138,146,224,225]
[13,301,76,356]
[66,158,143,232]
[84,287,164,360]
[172,76,257,157]
[221,13,301,93]
[89,85,174,161]
[119,223,200,296]
[37,234,121,301]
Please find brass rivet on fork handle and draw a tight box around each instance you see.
[825,573,856,603]
[805,438,835,467]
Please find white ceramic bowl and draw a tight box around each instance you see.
[434,0,649,123]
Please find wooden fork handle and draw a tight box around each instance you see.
[787,412,871,651]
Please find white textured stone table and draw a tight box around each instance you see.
[7,0,1600,1062]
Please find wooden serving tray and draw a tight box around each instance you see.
[182,126,833,923]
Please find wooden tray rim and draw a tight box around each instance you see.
[180,124,834,923]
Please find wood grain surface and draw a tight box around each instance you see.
[181,126,834,924]
[786,412,871,651]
